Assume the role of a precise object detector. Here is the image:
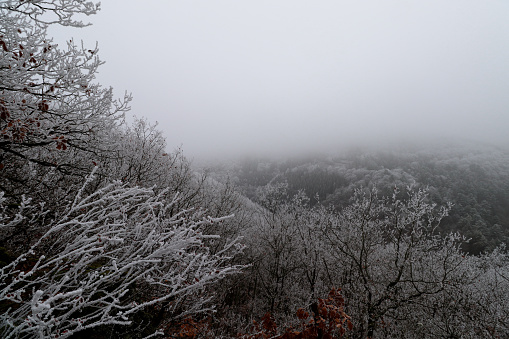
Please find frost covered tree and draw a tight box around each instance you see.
[322,186,509,338]
[0,2,247,337]
[0,0,130,199]
[103,118,176,188]
[101,118,208,215]
[237,183,330,320]
[0,169,244,338]
[406,246,509,338]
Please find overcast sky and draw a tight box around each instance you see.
[51,0,509,160]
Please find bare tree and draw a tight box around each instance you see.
[322,186,486,338]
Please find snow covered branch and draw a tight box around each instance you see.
[0,171,244,338]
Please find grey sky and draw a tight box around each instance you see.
[52,0,509,159]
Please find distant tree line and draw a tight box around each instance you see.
[234,146,509,254]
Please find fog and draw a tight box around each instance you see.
[51,0,509,160]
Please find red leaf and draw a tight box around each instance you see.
[296,308,309,320]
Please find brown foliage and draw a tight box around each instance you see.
[241,288,352,339]
[164,316,213,338]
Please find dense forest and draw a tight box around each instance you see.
[231,143,509,254]
[1,2,508,338]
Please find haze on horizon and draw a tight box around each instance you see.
[51,0,509,161]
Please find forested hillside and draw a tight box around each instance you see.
[231,143,509,254]
[1,2,508,338]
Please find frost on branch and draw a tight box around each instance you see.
[0,0,130,200]
[322,186,467,337]
[0,170,244,338]
[0,0,100,27]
